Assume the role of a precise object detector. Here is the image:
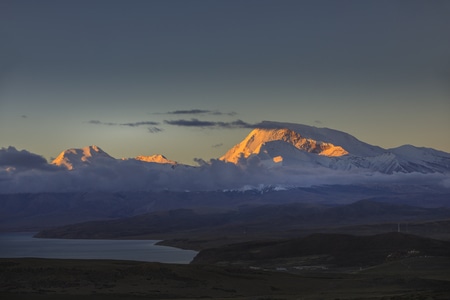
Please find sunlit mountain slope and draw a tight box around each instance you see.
[134,154,177,165]
[52,145,114,170]
[220,121,450,174]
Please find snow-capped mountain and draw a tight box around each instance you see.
[2,122,449,193]
[49,122,450,175]
[134,154,177,165]
[52,145,115,170]
[388,145,450,173]
[221,127,348,164]
[220,121,450,174]
[52,146,179,170]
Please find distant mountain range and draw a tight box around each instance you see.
[52,121,450,174]
[3,185,449,231]
[1,121,449,193]
[35,199,450,242]
[220,121,450,174]
[52,145,177,170]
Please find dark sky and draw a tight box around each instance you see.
[1,0,449,163]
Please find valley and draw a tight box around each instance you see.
[2,188,450,299]
[1,122,450,299]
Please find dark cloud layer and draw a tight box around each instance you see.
[86,117,269,133]
[164,109,236,116]
[148,127,163,133]
[167,109,210,115]
[163,119,305,130]
[0,147,59,171]
[120,121,159,127]
[87,120,163,133]
[87,113,291,134]
[0,146,449,193]
[88,120,118,126]
[164,119,257,129]
[164,118,216,127]
[88,120,160,127]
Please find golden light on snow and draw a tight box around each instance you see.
[273,156,283,163]
[52,145,178,170]
[135,155,176,165]
[220,128,349,164]
[52,145,108,170]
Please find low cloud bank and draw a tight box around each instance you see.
[0,147,448,193]
[0,147,60,171]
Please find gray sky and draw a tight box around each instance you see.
[1,0,449,164]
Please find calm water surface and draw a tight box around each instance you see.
[0,232,197,263]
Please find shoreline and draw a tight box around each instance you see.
[0,232,198,263]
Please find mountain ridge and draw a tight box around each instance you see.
[220,128,349,164]
[134,154,177,165]
[2,121,449,193]
[219,121,450,174]
[49,122,450,175]
[254,121,385,156]
[52,145,114,170]
[52,146,178,169]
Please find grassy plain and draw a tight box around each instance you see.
[1,256,450,300]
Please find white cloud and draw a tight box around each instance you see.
[0,147,448,193]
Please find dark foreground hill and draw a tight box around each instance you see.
[192,232,450,269]
[1,256,450,300]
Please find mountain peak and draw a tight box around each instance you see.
[220,127,348,164]
[256,121,385,156]
[220,122,450,174]
[52,145,113,170]
[135,154,177,165]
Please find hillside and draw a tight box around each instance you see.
[192,232,450,268]
[2,256,450,300]
[35,199,450,249]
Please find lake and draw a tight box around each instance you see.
[0,232,197,263]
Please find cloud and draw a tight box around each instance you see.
[88,117,282,131]
[164,118,216,127]
[88,120,117,126]
[0,152,448,193]
[217,120,254,128]
[120,121,159,127]
[148,127,163,133]
[163,119,312,130]
[0,146,60,171]
[193,157,208,166]
[167,109,211,115]
[21,115,27,119]
[162,109,237,116]
[88,120,160,127]
[87,117,258,133]
[1,146,448,194]
[164,118,256,129]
